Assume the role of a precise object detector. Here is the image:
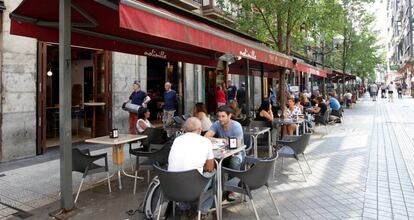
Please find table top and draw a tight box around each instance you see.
[85,134,147,145]
[213,145,246,160]
[242,126,271,135]
[84,102,106,106]
[273,118,305,125]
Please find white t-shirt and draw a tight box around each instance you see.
[388,84,395,92]
[345,92,352,100]
[168,132,214,174]
[136,119,152,133]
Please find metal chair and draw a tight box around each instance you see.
[130,142,172,194]
[276,133,312,181]
[222,155,280,220]
[153,165,218,220]
[72,148,111,203]
[314,109,331,134]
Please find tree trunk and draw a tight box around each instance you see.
[279,69,286,112]
[277,13,284,52]
[285,7,292,55]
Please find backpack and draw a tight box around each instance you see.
[139,176,172,219]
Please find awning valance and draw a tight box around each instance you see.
[10,0,295,69]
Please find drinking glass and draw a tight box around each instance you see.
[277,110,282,118]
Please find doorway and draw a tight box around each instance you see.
[37,42,112,154]
[146,58,182,123]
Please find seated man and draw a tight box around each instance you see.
[205,105,243,201]
[326,92,341,118]
[168,117,215,215]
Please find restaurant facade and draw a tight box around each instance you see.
[1,0,334,162]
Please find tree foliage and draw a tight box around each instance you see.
[216,0,384,80]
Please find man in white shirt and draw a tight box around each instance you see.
[168,117,215,215]
[168,117,214,173]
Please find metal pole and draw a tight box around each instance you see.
[245,59,250,117]
[260,63,264,102]
[59,0,73,211]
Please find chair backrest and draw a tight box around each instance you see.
[249,120,271,128]
[72,148,90,173]
[241,155,278,190]
[148,142,173,166]
[141,128,168,150]
[153,165,210,202]
[288,133,311,155]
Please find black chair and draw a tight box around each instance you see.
[314,109,331,134]
[72,148,111,203]
[276,133,312,181]
[130,142,173,194]
[153,165,217,220]
[243,133,253,156]
[222,155,280,219]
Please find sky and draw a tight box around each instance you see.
[370,0,388,51]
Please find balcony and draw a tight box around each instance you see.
[202,1,236,24]
[166,0,202,10]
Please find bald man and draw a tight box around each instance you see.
[163,82,177,126]
[168,117,215,215]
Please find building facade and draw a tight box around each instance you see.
[0,0,263,161]
[387,0,413,90]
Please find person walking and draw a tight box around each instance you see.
[369,83,378,101]
[237,83,246,112]
[380,83,387,99]
[163,82,177,127]
[387,81,395,102]
[226,80,237,102]
[216,85,226,108]
[128,81,151,134]
[397,83,403,99]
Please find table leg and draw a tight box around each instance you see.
[253,135,258,158]
[216,159,224,220]
[117,167,122,190]
[268,130,272,157]
[296,124,299,136]
[92,107,96,137]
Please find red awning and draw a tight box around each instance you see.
[10,0,295,69]
[296,63,329,78]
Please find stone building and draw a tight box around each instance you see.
[0,0,262,161]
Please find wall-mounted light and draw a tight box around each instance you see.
[47,69,53,77]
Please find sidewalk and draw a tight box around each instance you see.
[1,94,414,219]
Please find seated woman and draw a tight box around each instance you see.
[283,98,302,135]
[300,94,312,109]
[192,102,212,135]
[136,107,154,134]
[255,100,273,127]
[308,96,327,124]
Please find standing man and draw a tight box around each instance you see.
[227,80,238,102]
[129,81,151,134]
[369,83,378,101]
[168,117,215,216]
[237,83,246,112]
[388,81,395,102]
[163,82,177,126]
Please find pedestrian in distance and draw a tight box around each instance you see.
[162,82,177,127]
[226,80,237,102]
[128,81,151,134]
[369,83,378,101]
[387,81,395,103]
